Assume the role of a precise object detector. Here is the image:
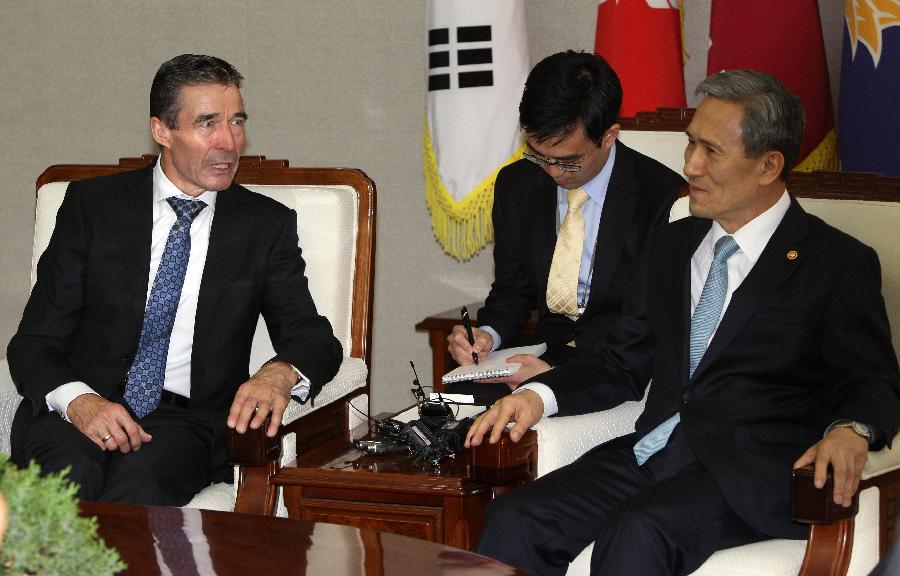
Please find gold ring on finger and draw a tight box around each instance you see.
[102,434,112,442]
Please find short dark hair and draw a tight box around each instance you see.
[695,70,805,180]
[150,54,244,129]
[519,51,622,144]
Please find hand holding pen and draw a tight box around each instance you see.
[460,306,479,365]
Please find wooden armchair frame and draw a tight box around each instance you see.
[36,155,376,515]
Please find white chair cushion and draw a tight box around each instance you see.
[619,130,688,176]
[243,183,359,364]
[533,391,648,478]
[282,357,367,426]
[797,198,900,359]
[0,360,21,456]
[185,481,237,512]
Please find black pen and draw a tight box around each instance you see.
[460,306,479,365]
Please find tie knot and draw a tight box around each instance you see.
[713,235,739,264]
[566,187,589,210]
[166,197,207,223]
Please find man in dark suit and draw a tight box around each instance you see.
[7,54,342,506]
[466,70,900,575]
[446,51,684,401]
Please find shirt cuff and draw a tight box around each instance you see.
[479,325,502,353]
[288,365,311,402]
[515,382,557,417]
[45,382,100,422]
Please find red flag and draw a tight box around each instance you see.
[707,0,838,171]
[594,1,686,117]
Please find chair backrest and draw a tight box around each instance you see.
[618,107,692,176]
[790,173,900,356]
[33,155,376,372]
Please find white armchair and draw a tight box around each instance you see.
[1,156,376,517]
[532,111,900,576]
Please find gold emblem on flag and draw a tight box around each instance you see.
[845,0,900,68]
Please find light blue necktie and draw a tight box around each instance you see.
[124,197,207,418]
[633,235,740,465]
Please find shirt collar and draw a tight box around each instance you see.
[153,160,219,208]
[581,141,616,202]
[556,141,616,202]
[708,190,790,265]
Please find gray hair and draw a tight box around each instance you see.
[696,70,805,180]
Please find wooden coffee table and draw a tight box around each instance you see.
[80,501,528,575]
[272,417,537,551]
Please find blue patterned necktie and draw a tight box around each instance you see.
[633,235,740,465]
[124,197,207,418]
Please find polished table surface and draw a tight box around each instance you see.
[80,501,526,575]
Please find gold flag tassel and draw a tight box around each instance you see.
[423,117,525,261]
[793,129,840,172]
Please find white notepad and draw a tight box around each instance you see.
[441,343,547,384]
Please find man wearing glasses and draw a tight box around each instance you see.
[446,51,685,402]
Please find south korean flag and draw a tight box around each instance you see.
[424,0,529,261]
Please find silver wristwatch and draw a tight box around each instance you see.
[829,420,873,444]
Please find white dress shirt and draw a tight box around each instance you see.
[522,191,791,416]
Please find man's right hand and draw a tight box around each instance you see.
[464,389,544,447]
[68,394,152,453]
[447,325,494,365]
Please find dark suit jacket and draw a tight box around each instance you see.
[478,142,685,358]
[541,198,900,538]
[7,163,342,471]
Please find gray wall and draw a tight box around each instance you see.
[0,0,843,414]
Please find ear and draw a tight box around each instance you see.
[601,123,621,150]
[150,117,171,149]
[758,150,784,186]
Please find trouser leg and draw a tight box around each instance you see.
[476,434,653,576]
[589,461,767,576]
[12,401,108,500]
[99,403,215,506]
[12,400,215,506]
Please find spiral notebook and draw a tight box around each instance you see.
[441,343,547,384]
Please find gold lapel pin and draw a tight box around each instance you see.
[786,250,798,260]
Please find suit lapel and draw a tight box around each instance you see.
[534,175,559,299]
[195,184,250,332]
[672,221,710,386]
[582,142,637,318]
[116,166,154,324]
[690,200,809,382]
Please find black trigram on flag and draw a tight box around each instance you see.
[428,25,494,91]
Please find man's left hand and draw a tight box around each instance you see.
[793,427,869,508]
[475,354,551,391]
[227,361,297,437]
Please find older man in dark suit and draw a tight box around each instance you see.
[8,54,341,505]
[446,52,684,401]
[466,70,900,575]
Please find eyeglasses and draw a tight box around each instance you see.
[522,144,599,173]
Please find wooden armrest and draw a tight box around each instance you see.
[792,466,860,576]
[791,465,859,524]
[226,397,356,515]
[228,416,280,466]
